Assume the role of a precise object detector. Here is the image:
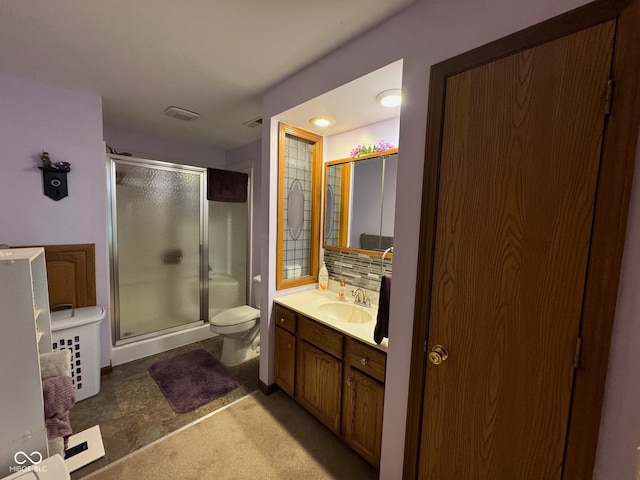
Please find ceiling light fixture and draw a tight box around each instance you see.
[164,106,200,122]
[376,89,402,107]
[309,116,335,127]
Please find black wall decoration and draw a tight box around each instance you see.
[38,152,71,201]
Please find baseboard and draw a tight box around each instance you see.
[257,380,279,396]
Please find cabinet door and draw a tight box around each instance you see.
[274,326,296,396]
[344,368,385,468]
[295,339,342,432]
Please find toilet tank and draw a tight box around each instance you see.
[252,275,261,308]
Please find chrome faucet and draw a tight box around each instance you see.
[352,287,371,307]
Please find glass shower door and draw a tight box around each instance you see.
[208,200,248,318]
[112,160,206,342]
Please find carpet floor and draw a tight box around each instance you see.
[82,390,378,480]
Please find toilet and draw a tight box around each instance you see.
[209,275,261,366]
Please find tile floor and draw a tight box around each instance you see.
[69,336,258,479]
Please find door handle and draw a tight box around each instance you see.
[428,344,449,365]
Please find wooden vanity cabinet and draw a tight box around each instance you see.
[274,305,296,396]
[343,338,387,468]
[273,303,387,468]
[296,316,343,433]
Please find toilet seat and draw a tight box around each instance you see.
[210,305,260,335]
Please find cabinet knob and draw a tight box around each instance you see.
[287,343,292,349]
[360,358,368,366]
[280,318,285,324]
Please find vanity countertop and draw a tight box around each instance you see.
[273,288,388,353]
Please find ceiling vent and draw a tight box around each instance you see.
[164,106,200,122]
[243,116,263,128]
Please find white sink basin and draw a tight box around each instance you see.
[318,302,373,323]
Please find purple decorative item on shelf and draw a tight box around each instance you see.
[350,140,395,158]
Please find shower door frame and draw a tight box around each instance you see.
[108,154,209,346]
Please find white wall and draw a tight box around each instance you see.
[225,139,262,279]
[259,0,640,478]
[592,131,640,479]
[324,117,400,160]
[0,73,111,367]
[104,123,226,167]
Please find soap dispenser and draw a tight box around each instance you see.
[338,277,346,301]
[319,261,329,291]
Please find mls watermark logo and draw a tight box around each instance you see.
[9,451,48,473]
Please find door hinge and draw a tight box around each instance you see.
[604,79,614,115]
[574,337,583,369]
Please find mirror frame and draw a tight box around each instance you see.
[323,147,398,257]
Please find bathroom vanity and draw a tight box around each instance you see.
[273,290,387,468]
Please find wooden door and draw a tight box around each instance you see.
[418,22,615,479]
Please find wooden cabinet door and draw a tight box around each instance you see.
[344,368,384,468]
[274,326,296,396]
[295,339,342,432]
[418,21,615,479]
[42,244,96,308]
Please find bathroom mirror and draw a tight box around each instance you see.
[323,149,397,253]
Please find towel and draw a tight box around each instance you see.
[42,375,76,440]
[207,168,248,202]
[40,350,71,379]
[374,274,392,344]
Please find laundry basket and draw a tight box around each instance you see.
[50,306,105,402]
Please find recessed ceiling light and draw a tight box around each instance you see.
[309,116,335,127]
[376,89,402,107]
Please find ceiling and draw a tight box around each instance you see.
[0,0,414,150]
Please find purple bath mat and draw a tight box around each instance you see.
[149,349,240,413]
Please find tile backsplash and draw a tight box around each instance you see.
[323,249,392,292]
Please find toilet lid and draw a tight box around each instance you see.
[210,305,260,326]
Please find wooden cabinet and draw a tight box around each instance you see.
[273,303,386,468]
[274,304,296,395]
[343,337,387,467]
[274,326,295,396]
[295,314,344,433]
[296,339,343,432]
[0,248,52,473]
[344,368,385,467]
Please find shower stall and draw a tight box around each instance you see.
[108,155,250,353]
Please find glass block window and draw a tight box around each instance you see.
[277,123,322,290]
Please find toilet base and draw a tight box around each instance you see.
[220,335,260,366]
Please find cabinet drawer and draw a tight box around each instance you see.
[298,316,343,359]
[274,304,297,334]
[349,339,386,383]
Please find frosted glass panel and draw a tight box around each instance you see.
[282,134,313,279]
[208,200,247,317]
[115,163,202,339]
